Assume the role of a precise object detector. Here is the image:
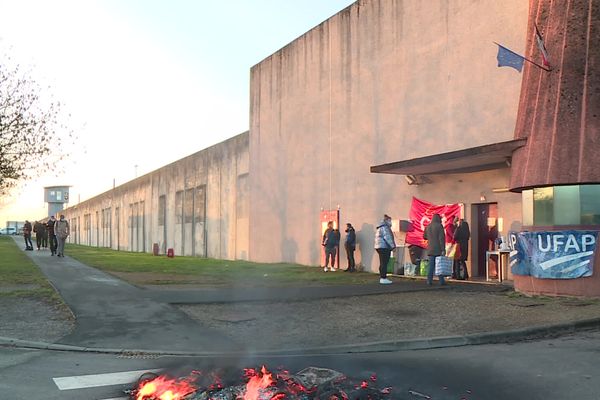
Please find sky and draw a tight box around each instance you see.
[0,0,355,226]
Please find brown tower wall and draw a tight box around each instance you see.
[510,0,600,191]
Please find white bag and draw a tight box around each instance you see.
[435,256,452,276]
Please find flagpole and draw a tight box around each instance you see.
[493,42,552,72]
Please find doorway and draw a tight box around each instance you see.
[471,203,498,277]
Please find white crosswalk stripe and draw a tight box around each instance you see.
[53,368,163,399]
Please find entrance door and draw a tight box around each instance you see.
[472,203,498,277]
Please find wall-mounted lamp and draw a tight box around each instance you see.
[480,193,486,202]
[405,175,418,185]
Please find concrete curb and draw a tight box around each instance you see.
[2,317,600,357]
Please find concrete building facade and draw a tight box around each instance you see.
[249,0,528,278]
[62,133,249,260]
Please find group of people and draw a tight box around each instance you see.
[323,213,471,286]
[321,221,357,272]
[22,215,70,257]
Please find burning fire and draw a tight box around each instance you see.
[242,366,276,400]
[135,375,196,400]
[131,365,391,400]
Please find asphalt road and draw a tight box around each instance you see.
[2,328,599,400]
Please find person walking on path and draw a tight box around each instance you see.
[424,213,446,286]
[42,223,48,249]
[54,215,70,257]
[344,223,356,272]
[33,221,46,250]
[322,221,340,271]
[375,214,396,284]
[46,216,58,256]
[23,220,34,250]
[453,218,471,280]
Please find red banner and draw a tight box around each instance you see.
[405,197,462,248]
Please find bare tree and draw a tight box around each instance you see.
[0,57,73,195]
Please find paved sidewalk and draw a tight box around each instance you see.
[12,238,239,352]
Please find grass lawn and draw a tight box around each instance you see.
[67,244,378,287]
[0,236,63,302]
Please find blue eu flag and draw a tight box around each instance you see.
[496,44,525,72]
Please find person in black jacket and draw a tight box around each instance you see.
[33,221,46,250]
[453,218,471,280]
[423,213,446,285]
[46,216,58,256]
[344,223,357,272]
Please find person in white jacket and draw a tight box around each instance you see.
[374,214,396,284]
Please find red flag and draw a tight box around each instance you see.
[405,197,462,248]
[534,24,550,68]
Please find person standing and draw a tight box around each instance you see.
[322,221,340,271]
[374,214,396,284]
[23,220,34,250]
[42,225,48,249]
[424,213,446,285]
[46,216,58,256]
[344,223,356,272]
[449,216,459,279]
[54,215,70,257]
[453,218,471,280]
[33,221,46,251]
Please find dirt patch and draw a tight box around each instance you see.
[178,290,600,351]
[0,296,74,342]
[0,284,41,293]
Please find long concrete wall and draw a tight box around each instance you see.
[63,132,249,260]
[249,0,528,271]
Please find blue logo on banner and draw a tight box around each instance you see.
[508,230,598,279]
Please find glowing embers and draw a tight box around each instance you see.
[130,366,393,400]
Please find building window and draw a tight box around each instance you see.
[522,184,600,226]
[195,185,206,224]
[237,173,249,219]
[175,191,183,224]
[128,203,134,227]
[581,185,600,224]
[158,195,166,226]
[533,187,553,226]
[184,188,194,224]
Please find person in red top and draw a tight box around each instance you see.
[23,220,33,251]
